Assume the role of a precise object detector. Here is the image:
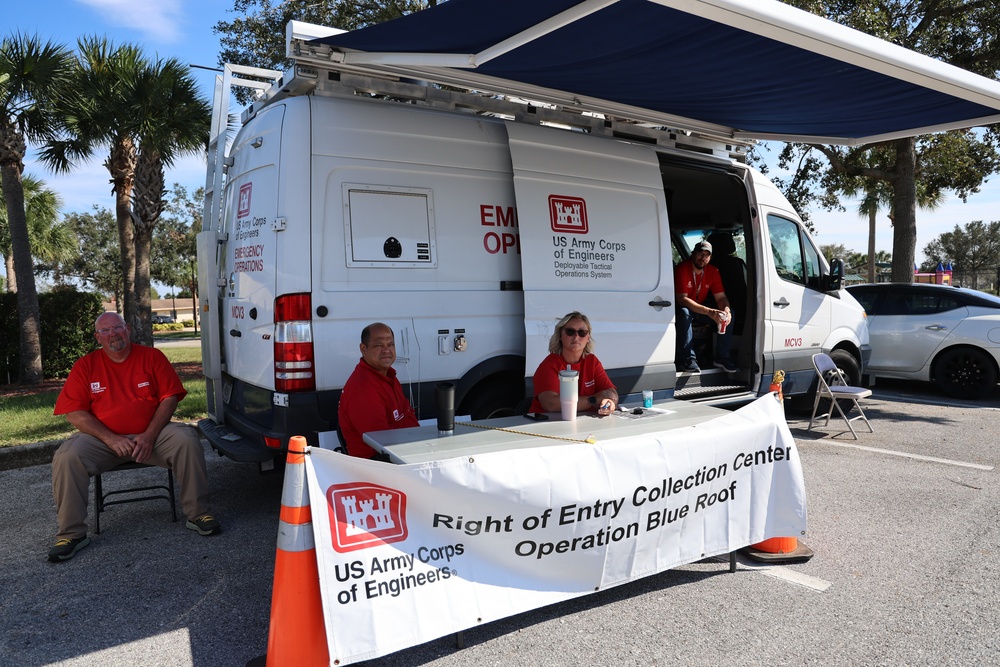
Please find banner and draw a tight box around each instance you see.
[306,395,806,664]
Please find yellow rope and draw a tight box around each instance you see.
[457,420,597,444]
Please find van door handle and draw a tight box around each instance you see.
[648,299,671,309]
[773,297,790,308]
[229,329,242,337]
[925,325,947,331]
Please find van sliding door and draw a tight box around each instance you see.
[506,123,674,395]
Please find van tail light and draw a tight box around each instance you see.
[264,435,283,450]
[274,293,315,392]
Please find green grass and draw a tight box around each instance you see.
[154,330,202,341]
[0,346,208,448]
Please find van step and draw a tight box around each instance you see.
[674,384,747,399]
[198,418,278,463]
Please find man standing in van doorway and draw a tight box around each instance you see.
[338,322,419,459]
[674,240,738,373]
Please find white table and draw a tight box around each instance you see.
[362,398,739,628]
[363,399,727,464]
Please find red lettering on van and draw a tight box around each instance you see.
[784,338,803,347]
[480,204,494,226]
[483,232,521,255]
[481,204,518,227]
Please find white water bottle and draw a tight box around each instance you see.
[559,366,579,421]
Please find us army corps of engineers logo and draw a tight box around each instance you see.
[327,482,408,553]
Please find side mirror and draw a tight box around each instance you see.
[828,257,844,292]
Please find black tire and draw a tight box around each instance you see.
[458,377,522,420]
[933,347,998,399]
[822,349,862,415]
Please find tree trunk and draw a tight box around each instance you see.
[867,207,877,283]
[109,136,138,335]
[133,224,154,346]
[4,253,16,293]
[1,159,44,384]
[890,137,918,283]
[132,150,166,347]
[190,264,199,334]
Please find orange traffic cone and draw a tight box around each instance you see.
[744,371,813,563]
[744,535,814,564]
[247,436,330,667]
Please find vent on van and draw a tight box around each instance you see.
[274,293,315,392]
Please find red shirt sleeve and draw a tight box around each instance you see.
[54,355,96,415]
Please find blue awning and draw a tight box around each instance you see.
[307,0,1000,145]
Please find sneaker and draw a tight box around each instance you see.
[47,536,90,563]
[186,515,222,536]
[679,359,701,373]
[714,359,739,373]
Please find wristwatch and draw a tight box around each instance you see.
[589,396,598,406]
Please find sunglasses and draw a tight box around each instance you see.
[562,327,590,338]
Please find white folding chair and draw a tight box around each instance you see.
[808,353,874,440]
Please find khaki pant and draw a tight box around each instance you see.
[52,422,212,540]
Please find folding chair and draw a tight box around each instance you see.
[94,462,176,534]
[808,352,874,440]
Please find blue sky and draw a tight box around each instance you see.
[7,0,233,225]
[6,0,1000,269]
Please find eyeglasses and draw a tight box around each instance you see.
[96,324,127,336]
[562,327,590,338]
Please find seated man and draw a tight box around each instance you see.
[338,322,419,459]
[49,312,219,563]
[674,240,738,373]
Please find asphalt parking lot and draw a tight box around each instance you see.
[1,381,997,667]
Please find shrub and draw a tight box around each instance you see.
[181,319,195,328]
[0,289,105,381]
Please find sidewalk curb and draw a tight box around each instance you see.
[0,440,63,472]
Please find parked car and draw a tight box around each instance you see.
[153,315,176,324]
[846,283,1000,399]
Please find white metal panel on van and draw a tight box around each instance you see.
[506,123,674,380]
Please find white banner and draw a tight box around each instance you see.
[306,395,806,664]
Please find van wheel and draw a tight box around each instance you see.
[789,350,861,415]
[820,350,862,415]
[933,347,997,399]
[459,378,521,420]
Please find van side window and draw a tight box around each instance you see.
[767,214,820,289]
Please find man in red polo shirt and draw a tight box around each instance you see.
[48,312,219,563]
[675,240,737,374]
[338,322,419,459]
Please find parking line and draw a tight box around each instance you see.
[807,440,994,471]
[873,391,1000,411]
[712,556,833,592]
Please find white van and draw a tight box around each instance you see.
[197,63,870,463]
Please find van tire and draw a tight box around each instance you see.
[790,349,861,414]
[459,376,522,420]
[821,350,862,415]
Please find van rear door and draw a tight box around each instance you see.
[506,123,674,396]
[219,105,284,390]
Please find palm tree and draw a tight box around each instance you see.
[842,149,942,283]
[40,37,146,334]
[0,174,74,291]
[0,33,73,384]
[130,57,210,345]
